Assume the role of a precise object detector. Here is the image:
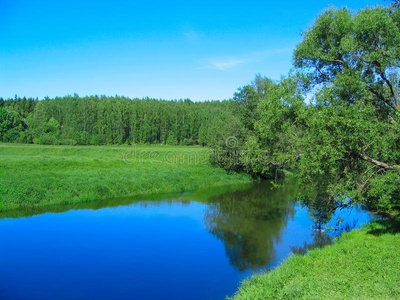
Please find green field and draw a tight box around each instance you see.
[0,143,252,212]
[229,216,400,300]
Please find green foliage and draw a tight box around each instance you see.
[0,167,3,211]
[0,96,244,147]
[252,74,307,176]
[294,5,400,106]
[212,2,400,219]
[2,2,400,217]
[292,4,400,212]
[0,144,251,212]
[229,217,400,299]
[229,2,400,297]
[0,107,27,143]
[166,133,178,145]
[214,74,307,178]
[364,171,400,211]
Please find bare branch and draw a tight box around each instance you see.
[358,153,400,170]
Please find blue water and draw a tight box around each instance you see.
[0,182,374,300]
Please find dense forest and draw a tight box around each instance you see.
[1,2,400,215]
[0,96,240,146]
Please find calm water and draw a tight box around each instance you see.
[0,181,374,300]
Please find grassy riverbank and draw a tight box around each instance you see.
[229,217,400,300]
[0,143,251,212]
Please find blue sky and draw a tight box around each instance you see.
[1,0,384,101]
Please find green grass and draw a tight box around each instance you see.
[0,143,252,212]
[229,217,400,300]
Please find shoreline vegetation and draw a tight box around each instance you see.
[229,216,400,300]
[0,143,252,213]
[1,2,400,299]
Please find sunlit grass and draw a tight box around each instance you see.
[229,216,400,300]
[0,143,251,212]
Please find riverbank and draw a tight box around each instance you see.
[0,143,252,212]
[229,216,400,299]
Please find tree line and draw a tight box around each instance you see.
[1,1,399,214]
[212,1,400,214]
[0,95,240,147]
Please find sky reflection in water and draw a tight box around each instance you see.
[0,181,374,300]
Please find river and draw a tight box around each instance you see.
[0,180,374,300]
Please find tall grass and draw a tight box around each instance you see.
[0,143,251,212]
[229,217,400,299]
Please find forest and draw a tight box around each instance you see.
[2,2,400,216]
[1,2,400,299]
[0,95,239,147]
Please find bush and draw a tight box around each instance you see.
[33,134,59,145]
[59,138,77,146]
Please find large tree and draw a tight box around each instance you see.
[294,4,400,211]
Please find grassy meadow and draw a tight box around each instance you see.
[229,216,400,300]
[0,143,251,212]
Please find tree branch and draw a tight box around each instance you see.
[368,87,397,111]
[358,168,385,191]
[358,153,400,170]
[374,59,399,109]
[379,71,398,106]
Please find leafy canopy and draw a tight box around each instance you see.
[294,4,400,212]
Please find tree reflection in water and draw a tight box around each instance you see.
[204,180,298,271]
[290,232,334,255]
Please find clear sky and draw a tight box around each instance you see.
[0,0,385,101]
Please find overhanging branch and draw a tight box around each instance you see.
[358,153,400,170]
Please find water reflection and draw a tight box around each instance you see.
[297,187,356,233]
[290,232,334,255]
[0,182,254,219]
[0,180,374,300]
[204,181,298,271]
